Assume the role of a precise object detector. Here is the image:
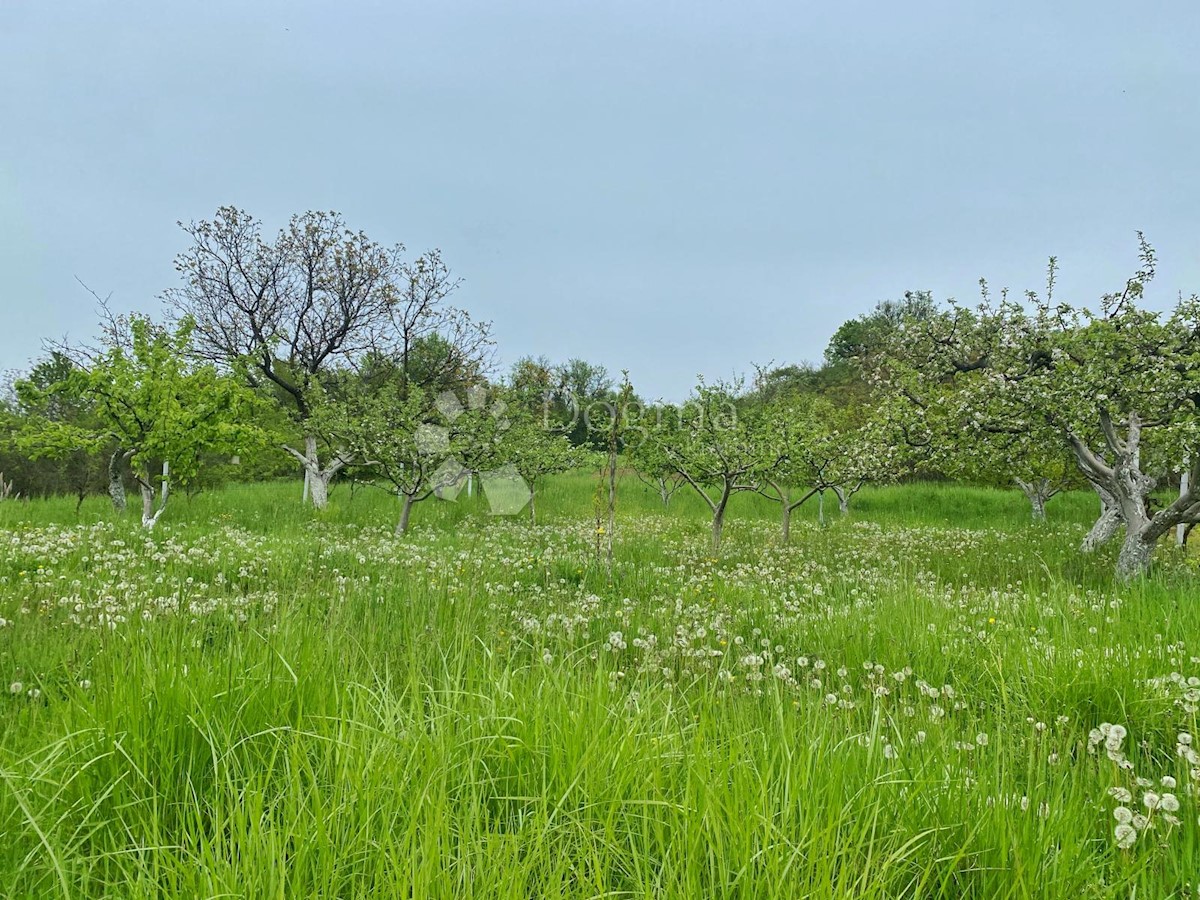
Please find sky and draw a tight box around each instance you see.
[2,0,1198,401]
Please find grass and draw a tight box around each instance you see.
[1,475,1199,898]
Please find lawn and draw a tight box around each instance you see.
[1,477,1198,898]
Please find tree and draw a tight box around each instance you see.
[754,396,887,541]
[627,431,688,508]
[507,356,615,449]
[3,353,107,509]
[968,425,1078,521]
[166,207,491,508]
[311,381,463,535]
[496,406,586,524]
[825,291,937,365]
[874,355,1078,521]
[386,249,494,391]
[875,240,1200,579]
[17,316,265,528]
[645,379,758,554]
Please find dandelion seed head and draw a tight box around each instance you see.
[1114,823,1137,849]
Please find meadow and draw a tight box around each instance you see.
[1,476,1199,898]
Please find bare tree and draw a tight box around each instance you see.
[166,207,488,507]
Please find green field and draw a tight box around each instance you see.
[2,477,1199,898]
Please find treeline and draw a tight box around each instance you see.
[3,215,1199,579]
[0,205,893,513]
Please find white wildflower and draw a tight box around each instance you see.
[1114,823,1137,849]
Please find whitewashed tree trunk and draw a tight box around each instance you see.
[161,460,170,507]
[1014,477,1055,521]
[285,435,349,510]
[817,490,826,528]
[108,450,128,513]
[139,477,167,529]
[833,485,850,516]
[309,469,330,509]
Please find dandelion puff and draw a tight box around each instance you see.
[1113,806,1133,825]
[1160,793,1180,813]
[1143,791,1161,810]
[8,682,21,695]
[1114,823,1137,849]
[1108,787,1133,803]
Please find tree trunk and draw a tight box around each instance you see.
[293,434,339,510]
[1178,461,1191,548]
[395,493,414,535]
[780,501,791,544]
[1116,531,1155,580]
[817,490,826,528]
[1015,478,1049,521]
[139,479,167,530]
[529,490,537,525]
[1081,485,1121,552]
[292,434,345,510]
[605,445,617,575]
[309,470,331,509]
[108,451,127,513]
[833,485,850,516]
[658,477,671,508]
[1068,415,1200,579]
[303,435,327,509]
[711,506,726,555]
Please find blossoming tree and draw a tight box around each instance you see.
[876,239,1200,579]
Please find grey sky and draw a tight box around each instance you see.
[2,0,1198,400]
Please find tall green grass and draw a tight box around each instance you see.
[1,477,1197,897]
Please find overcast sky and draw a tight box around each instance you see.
[2,0,1198,400]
